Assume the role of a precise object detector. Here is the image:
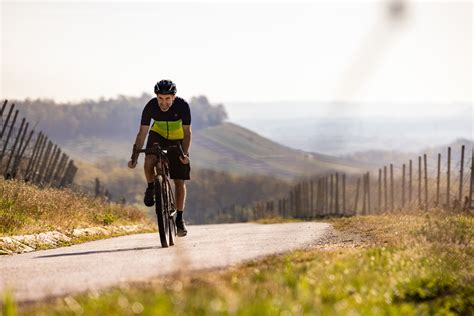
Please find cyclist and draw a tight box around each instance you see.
[128,79,191,237]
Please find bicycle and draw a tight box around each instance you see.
[131,143,185,248]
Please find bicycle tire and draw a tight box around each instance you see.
[162,178,175,246]
[155,177,170,248]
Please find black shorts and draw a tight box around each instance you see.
[145,132,191,180]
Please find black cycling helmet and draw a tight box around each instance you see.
[154,79,177,95]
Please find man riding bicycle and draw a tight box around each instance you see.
[128,79,191,237]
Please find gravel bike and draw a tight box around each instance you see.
[131,143,184,248]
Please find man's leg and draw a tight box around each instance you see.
[174,179,187,236]
[144,155,156,183]
[174,179,186,210]
[143,155,156,206]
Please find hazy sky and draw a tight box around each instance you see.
[1,1,472,108]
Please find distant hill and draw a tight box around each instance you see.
[340,138,473,171]
[61,122,374,179]
[191,123,373,178]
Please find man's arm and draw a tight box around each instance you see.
[178,125,192,165]
[182,125,192,155]
[134,125,150,149]
[128,125,149,168]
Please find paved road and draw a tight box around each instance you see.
[0,222,330,303]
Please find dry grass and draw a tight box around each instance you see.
[332,208,473,248]
[254,216,303,224]
[0,179,149,236]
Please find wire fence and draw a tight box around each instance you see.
[229,143,473,222]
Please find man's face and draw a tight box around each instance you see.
[157,94,176,112]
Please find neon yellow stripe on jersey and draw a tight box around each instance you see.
[151,119,184,140]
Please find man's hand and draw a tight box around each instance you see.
[179,154,190,165]
[128,144,139,169]
[128,159,137,169]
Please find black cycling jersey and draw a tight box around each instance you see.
[141,97,191,140]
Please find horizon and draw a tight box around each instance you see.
[5,93,472,120]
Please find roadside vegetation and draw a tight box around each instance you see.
[8,209,472,315]
[0,178,151,237]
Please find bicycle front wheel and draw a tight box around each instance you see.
[155,177,171,248]
[162,177,175,246]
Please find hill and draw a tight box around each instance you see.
[61,123,373,180]
[191,123,372,178]
[340,138,473,168]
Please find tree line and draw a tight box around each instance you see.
[11,94,228,141]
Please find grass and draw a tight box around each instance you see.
[7,209,472,315]
[254,216,304,224]
[0,179,150,237]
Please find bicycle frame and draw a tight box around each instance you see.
[132,143,184,247]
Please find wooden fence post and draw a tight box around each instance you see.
[402,164,406,208]
[325,176,329,215]
[459,145,465,209]
[28,134,47,181]
[62,161,77,187]
[367,172,371,214]
[44,144,58,184]
[294,185,299,218]
[424,154,428,211]
[335,173,339,215]
[69,164,78,186]
[316,178,324,215]
[4,118,26,177]
[383,166,387,211]
[0,100,7,117]
[342,174,346,215]
[10,122,30,175]
[0,109,19,163]
[329,174,333,214]
[378,168,382,212]
[46,147,61,184]
[409,159,413,204]
[310,180,314,217]
[0,103,15,140]
[304,181,310,218]
[469,149,473,209]
[290,189,294,215]
[354,177,360,215]
[36,140,52,184]
[418,156,422,209]
[297,183,302,218]
[390,164,394,211]
[11,129,34,178]
[24,132,42,178]
[43,144,57,182]
[11,122,30,174]
[447,147,451,208]
[314,179,318,215]
[362,174,367,215]
[436,153,441,206]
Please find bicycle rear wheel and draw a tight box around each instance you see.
[154,177,171,248]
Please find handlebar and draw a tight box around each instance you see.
[130,143,185,165]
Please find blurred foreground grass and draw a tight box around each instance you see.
[7,209,472,315]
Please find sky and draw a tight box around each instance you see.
[1,1,472,116]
